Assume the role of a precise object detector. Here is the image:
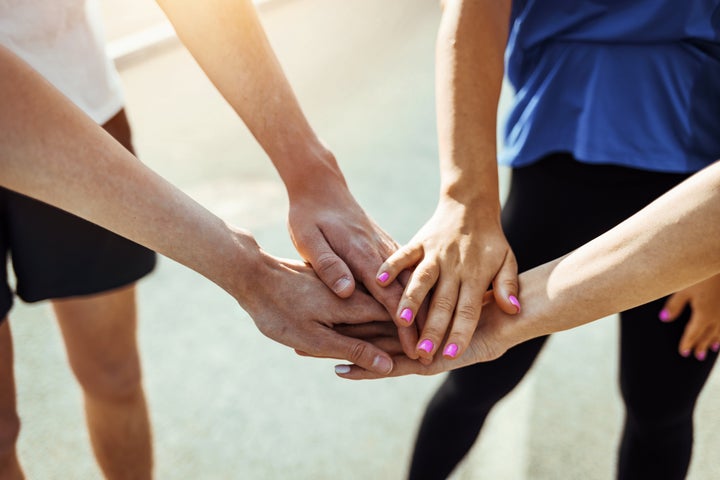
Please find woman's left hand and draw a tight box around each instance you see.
[660,273,720,361]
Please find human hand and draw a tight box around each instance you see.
[659,273,720,361]
[286,163,418,357]
[238,248,398,374]
[332,298,519,379]
[374,197,519,362]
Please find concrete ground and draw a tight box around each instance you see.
[10,0,720,478]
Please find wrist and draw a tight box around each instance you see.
[272,141,347,199]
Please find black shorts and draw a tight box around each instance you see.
[0,109,156,319]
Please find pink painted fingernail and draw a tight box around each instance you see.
[696,351,707,361]
[680,349,691,358]
[400,308,413,323]
[712,342,720,353]
[443,343,459,358]
[508,295,521,313]
[418,339,434,353]
[659,309,671,322]
[377,271,390,283]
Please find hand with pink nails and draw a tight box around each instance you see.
[659,273,720,361]
[285,168,420,359]
[375,197,520,363]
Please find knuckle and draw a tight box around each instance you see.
[455,303,480,322]
[431,295,456,315]
[347,341,369,364]
[313,252,341,275]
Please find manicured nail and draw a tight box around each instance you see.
[334,365,351,374]
[333,277,352,294]
[377,271,390,283]
[443,343,459,358]
[418,339,434,353]
[508,295,521,313]
[696,351,707,361]
[712,342,720,353]
[400,308,413,323]
[659,309,671,322]
[372,355,393,374]
[680,349,691,358]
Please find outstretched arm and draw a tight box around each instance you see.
[0,45,395,374]
[376,0,517,361]
[155,0,417,355]
[336,159,720,377]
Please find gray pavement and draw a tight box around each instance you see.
[10,0,720,478]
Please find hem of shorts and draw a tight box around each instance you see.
[16,261,156,304]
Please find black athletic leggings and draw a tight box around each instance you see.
[409,154,718,480]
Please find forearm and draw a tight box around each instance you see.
[0,45,259,300]
[510,162,720,342]
[155,0,343,195]
[436,0,510,209]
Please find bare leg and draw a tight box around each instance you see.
[53,285,152,480]
[0,320,24,480]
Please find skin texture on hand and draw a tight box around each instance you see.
[239,252,396,374]
[660,274,720,361]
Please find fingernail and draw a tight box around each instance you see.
[508,295,521,313]
[377,271,390,283]
[443,343,458,358]
[400,308,413,323]
[334,365,351,374]
[696,351,707,361]
[659,309,671,322]
[680,349,691,358]
[418,339,434,353]
[333,277,352,294]
[712,342,720,353]
[372,355,393,374]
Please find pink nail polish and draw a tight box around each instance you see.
[443,343,458,358]
[418,339,434,353]
[659,309,671,322]
[697,351,707,361]
[400,308,413,323]
[712,342,720,353]
[680,349,691,358]
[508,295,521,313]
[377,271,390,283]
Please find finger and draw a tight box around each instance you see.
[491,251,521,314]
[691,320,715,361]
[297,229,356,298]
[375,243,424,286]
[442,281,483,359]
[335,354,449,380]
[659,292,689,323]
[311,330,394,375]
[334,322,399,339]
[340,291,395,324]
[396,258,440,327]
[416,275,459,360]
[678,316,705,358]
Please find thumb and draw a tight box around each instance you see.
[492,253,521,314]
[296,229,355,298]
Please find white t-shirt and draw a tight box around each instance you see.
[0,0,124,124]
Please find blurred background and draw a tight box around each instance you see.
[10,0,720,478]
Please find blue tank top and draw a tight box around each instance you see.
[500,0,720,173]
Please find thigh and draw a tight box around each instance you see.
[53,285,142,397]
[5,109,156,304]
